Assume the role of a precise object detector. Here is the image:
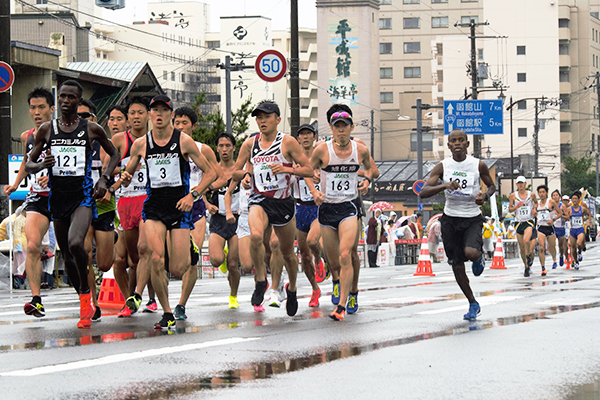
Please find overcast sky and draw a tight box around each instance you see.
[103,0,318,31]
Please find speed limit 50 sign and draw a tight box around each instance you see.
[255,49,287,83]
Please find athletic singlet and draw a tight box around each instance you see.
[238,185,251,216]
[48,118,93,197]
[25,128,49,195]
[514,191,534,222]
[119,130,147,198]
[293,175,320,203]
[570,205,584,229]
[91,141,102,185]
[320,140,359,204]
[250,132,293,199]
[536,198,552,228]
[144,128,190,201]
[554,206,566,228]
[441,155,481,218]
[189,142,204,202]
[209,177,240,216]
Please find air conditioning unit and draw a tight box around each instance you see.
[96,0,125,10]
[477,63,489,79]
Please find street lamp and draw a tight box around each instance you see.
[486,146,492,159]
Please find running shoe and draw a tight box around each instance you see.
[24,299,45,318]
[308,288,321,307]
[329,305,346,321]
[78,292,95,329]
[347,292,359,314]
[331,281,340,305]
[552,262,558,269]
[125,293,142,313]
[526,254,533,267]
[574,263,580,270]
[315,259,326,283]
[471,254,485,276]
[77,318,92,329]
[155,313,176,330]
[219,246,228,274]
[173,304,187,320]
[253,305,265,312]
[578,252,583,262]
[524,267,531,277]
[267,289,281,308]
[117,304,134,318]
[92,306,102,322]
[251,280,269,307]
[229,295,239,309]
[559,256,564,267]
[463,302,481,321]
[541,267,547,277]
[143,298,158,313]
[285,283,298,317]
[324,263,331,280]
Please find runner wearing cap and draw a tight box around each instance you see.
[311,104,375,321]
[4,87,54,318]
[535,185,561,275]
[121,94,216,330]
[554,193,570,266]
[565,190,591,270]
[233,100,313,315]
[509,176,538,277]
[26,80,121,329]
[421,129,494,320]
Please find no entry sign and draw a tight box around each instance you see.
[0,62,15,93]
[255,50,287,83]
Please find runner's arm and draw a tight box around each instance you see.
[4,132,31,196]
[420,162,456,199]
[25,122,53,174]
[232,138,252,181]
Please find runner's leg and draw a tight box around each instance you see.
[24,212,49,298]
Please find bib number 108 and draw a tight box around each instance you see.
[451,178,468,189]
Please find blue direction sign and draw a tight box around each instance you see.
[443,100,503,135]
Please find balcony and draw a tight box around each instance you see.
[559,54,571,67]
[559,27,570,41]
[560,81,571,94]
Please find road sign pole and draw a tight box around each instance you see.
[0,2,11,184]
[225,55,232,134]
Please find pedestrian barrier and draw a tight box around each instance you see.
[97,267,125,309]
[394,239,421,265]
[490,238,506,269]
[414,237,435,277]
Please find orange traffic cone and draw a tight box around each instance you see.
[490,238,506,269]
[565,246,572,270]
[414,236,435,276]
[97,267,125,310]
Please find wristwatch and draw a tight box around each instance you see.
[108,186,115,194]
[191,190,200,199]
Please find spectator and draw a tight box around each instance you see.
[0,205,28,287]
[427,219,442,262]
[507,221,517,239]
[389,211,397,224]
[416,212,424,238]
[367,213,380,268]
[408,215,421,239]
[482,218,494,260]
[385,219,398,258]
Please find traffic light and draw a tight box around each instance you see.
[95,0,125,10]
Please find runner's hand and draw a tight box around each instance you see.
[269,164,288,175]
[37,176,49,189]
[176,194,193,212]
[242,173,252,190]
[207,203,218,215]
[97,188,111,204]
[312,170,321,184]
[446,180,460,191]
[3,184,16,196]
[226,211,236,224]
[93,178,108,200]
[121,171,132,187]
[41,153,55,169]
[358,179,369,196]
[313,190,325,206]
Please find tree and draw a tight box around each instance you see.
[561,156,596,196]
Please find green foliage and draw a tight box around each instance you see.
[561,156,597,196]
[432,203,445,212]
[189,93,252,159]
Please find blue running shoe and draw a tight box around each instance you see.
[463,302,481,321]
[347,293,358,314]
[472,254,485,276]
[559,256,564,267]
[578,252,583,262]
[331,281,340,305]
[552,262,558,269]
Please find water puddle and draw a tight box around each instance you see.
[565,375,600,400]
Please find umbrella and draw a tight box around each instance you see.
[395,215,412,228]
[368,201,394,212]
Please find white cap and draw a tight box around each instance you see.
[516,176,527,183]
[562,195,570,200]
[390,211,397,217]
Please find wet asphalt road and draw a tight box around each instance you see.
[1,243,600,400]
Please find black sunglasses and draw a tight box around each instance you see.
[78,112,96,119]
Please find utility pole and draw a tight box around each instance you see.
[596,71,600,201]
[370,109,375,204]
[509,96,514,193]
[412,100,443,207]
[0,0,10,183]
[469,20,487,159]
[216,56,254,134]
[534,98,540,176]
[290,0,300,137]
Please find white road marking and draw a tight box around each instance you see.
[0,337,259,377]
[416,296,523,315]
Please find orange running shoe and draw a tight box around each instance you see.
[329,305,345,321]
[117,304,134,318]
[315,259,326,283]
[309,288,321,307]
[79,292,96,320]
[77,318,92,329]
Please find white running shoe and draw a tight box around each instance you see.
[267,289,281,308]
[278,279,287,302]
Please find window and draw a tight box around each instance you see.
[404,0,419,3]
[411,133,433,151]
[560,68,570,82]
[592,12,599,19]
[461,0,478,2]
[380,0,391,4]
[96,52,101,58]
[560,122,571,133]
[380,43,392,54]
[517,128,527,138]
[181,73,186,83]
[206,40,220,49]
[437,70,443,81]
[404,67,421,78]
[103,54,107,60]
[559,19,569,28]
[37,0,48,3]
[404,42,421,53]
[432,0,448,3]
[516,45,526,55]
[560,94,570,109]
[380,92,393,103]
[432,17,449,28]
[436,43,443,55]
[379,18,392,29]
[478,49,484,60]
[461,16,479,24]
[380,67,393,79]
[404,18,420,29]
[163,71,168,80]
[171,72,176,81]
[517,73,526,82]
[559,40,569,55]
[518,100,526,110]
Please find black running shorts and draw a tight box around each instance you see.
[440,213,484,267]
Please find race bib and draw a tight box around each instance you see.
[572,216,583,228]
[537,209,550,223]
[518,205,531,219]
[91,159,102,184]
[147,157,181,188]
[298,180,319,202]
[121,156,148,195]
[51,145,85,176]
[444,169,475,195]
[254,165,288,192]
[325,172,357,199]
